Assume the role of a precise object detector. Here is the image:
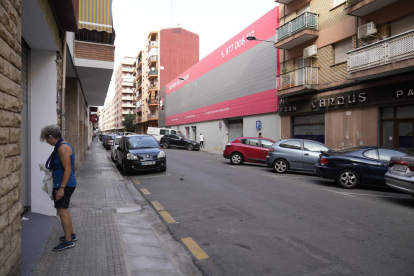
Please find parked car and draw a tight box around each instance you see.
[111,136,122,162]
[315,146,410,189]
[223,137,275,165]
[103,134,117,150]
[385,155,414,197]
[266,139,332,173]
[116,135,166,175]
[160,134,200,151]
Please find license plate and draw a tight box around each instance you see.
[142,161,155,166]
[393,164,407,172]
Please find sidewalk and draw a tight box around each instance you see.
[21,141,200,276]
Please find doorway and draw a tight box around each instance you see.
[381,106,414,153]
[228,119,243,142]
[191,126,196,141]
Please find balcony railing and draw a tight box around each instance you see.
[276,66,319,90]
[345,0,362,6]
[276,12,318,42]
[147,41,158,50]
[149,84,158,90]
[147,114,158,120]
[148,99,158,105]
[348,30,414,73]
[147,55,158,64]
[75,29,115,45]
[147,70,158,78]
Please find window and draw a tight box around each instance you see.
[171,130,177,135]
[334,38,352,64]
[390,13,414,36]
[261,140,274,148]
[297,3,310,15]
[378,149,407,161]
[280,140,302,150]
[363,149,378,160]
[332,0,345,8]
[303,141,329,152]
[242,139,259,146]
[160,129,168,135]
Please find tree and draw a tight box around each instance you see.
[122,113,137,132]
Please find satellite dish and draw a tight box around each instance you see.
[151,67,155,71]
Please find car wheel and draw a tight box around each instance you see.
[230,152,244,165]
[122,161,129,175]
[187,144,194,151]
[162,142,169,149]
[273,159,289,173]
[337,169,359,189]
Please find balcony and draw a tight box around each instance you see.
[122,109,134,115]
[345,0,398,17]
[147,55,158,65]
[122,81,134,87]
[147,41,158,51]
[136,69,142,80]
[122,96,133,101]
[149,84,158,91]
[276,66,319,95]
[275,12,319,50]
[122,89,134,94]
[136,82,142,90]
[137,105,142,112]
[147,114,158,121]
[148,99,159,106]
[274,0,294,4]
[147,69,159,79]
[122,67,134,73]
[347,30,414,80]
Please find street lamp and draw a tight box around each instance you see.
[179,77,196,86]
[246,36,274,43]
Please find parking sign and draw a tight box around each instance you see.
[256,120,261,130]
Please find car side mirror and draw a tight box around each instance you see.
[117,146,121,151]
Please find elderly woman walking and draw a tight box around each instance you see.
[40,125,77,251]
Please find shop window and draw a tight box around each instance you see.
[381,106,414,153]
[293,114,325,143]
[396,105,414,118]
[382,107,394,119]
[334,38,352,64]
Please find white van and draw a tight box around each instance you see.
[147,127,184,141]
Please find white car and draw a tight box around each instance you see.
[111,136,122,162]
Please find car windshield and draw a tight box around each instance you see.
[126,136,159,149]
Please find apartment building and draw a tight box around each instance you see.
[133,28,200,134]
[275,0,414,152]
[102,57,135,132]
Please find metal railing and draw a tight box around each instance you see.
[147,41,158,50]
[75,29,115,45]
[147,70,158,78]
[348,30,414,73]
[276,12,318,42]
[149,84,158,90]
[147,55,158,64]
[345,0,362,7]
[276,66,319,90]
[147,114,158,120]
[148,99,158,105]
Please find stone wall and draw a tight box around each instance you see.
[0,1,22,275]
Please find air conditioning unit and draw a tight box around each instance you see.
[358,22,377,39]
[303,45,317,58]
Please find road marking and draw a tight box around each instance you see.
[151,201,164,211]
[140,188,150,195]
[324,189,410,199]
[134,173,172,179]
[324,189,356,197]
[159,210,176,223]
[262,173,319,181]
[181,237,209,260]
[133,179,141,184]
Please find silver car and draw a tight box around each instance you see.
[111,136,122,162]
[266,139,332,173]
[385,155,414,197]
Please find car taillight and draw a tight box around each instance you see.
[389,160,414,172]
[269,148,274,152]
[321,158,329,165]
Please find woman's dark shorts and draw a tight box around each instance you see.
[53,187,76,209]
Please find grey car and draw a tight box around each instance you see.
[266,139,332,173]
[385,155,414,197]
[111,136,122,162]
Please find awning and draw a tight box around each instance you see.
[78,0,113,33]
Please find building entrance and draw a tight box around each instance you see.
[381,105,414,154]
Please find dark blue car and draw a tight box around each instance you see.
[315,147,411,189]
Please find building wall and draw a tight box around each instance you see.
[74,41,115,61]
[0,1,22,274]
[159,28,199,89]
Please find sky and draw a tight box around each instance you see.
[104,0,278,106]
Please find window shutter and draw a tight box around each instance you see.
[334,38,352,64]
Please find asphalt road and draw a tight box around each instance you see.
[124,148,414,276]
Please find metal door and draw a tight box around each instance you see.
[228,119,243,142]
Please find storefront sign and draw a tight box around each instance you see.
[279,81,414,115]
[90,114,97,122]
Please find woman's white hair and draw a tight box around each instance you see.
[40,124,62,142]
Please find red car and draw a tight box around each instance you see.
[223,137,275,165]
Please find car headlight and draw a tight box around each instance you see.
[127,153,138,160]
[157,151,166,158]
